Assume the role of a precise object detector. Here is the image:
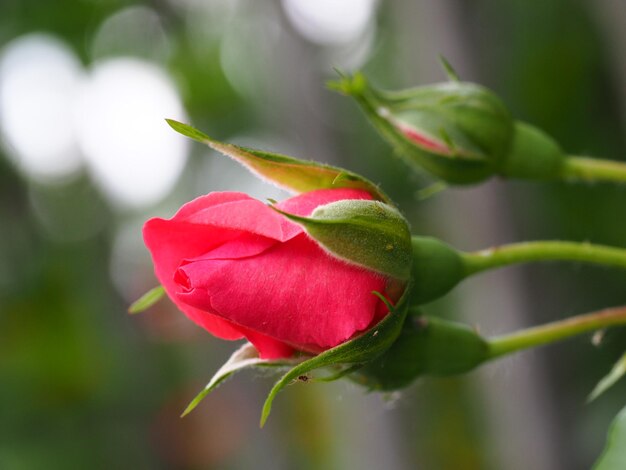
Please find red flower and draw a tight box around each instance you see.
[143,188,395,359]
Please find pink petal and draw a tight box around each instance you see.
[174,192,252,219]
[185,199,301,242]
[237,327,294,359]
[395,122,452,154]
[142,191,299,340]
[143,217,244,340]
[175,233,387,351]
[144,188,385,357]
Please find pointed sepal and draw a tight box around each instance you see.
[166,119,391,203]
[588,351,626,403]
[128,285,165,314]
[272,199,412,280]
[182,342,301,417]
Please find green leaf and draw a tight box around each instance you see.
[182,343,300,417]
[272,200,412,280]
[588,351,626,402]
[594,405,626,470]
[165,119,391,203]
[128,286,165,314]
[259,282,412,426]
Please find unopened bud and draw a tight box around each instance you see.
[332,73,514,184]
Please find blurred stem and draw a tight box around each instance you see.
[486,306,626,359]
[560,156,626,183]
[462,241,626,276]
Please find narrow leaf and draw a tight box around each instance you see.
[594,405,626,470]
[588,351,626,402]
[165,119,391,203]
[259,283,412,426]
[182,343,300,417]
[128,286,165,314]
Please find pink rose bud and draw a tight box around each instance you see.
[143,188,405,360]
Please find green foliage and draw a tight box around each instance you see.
[594,405,626,470]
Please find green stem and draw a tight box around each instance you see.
[462,240,626,276]
[560,156,626,183]
[486,306,626,359]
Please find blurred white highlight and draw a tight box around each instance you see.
[91,6,171,63]
[282,0,377,45]
[75,58,188,209]
[0,34,83,182]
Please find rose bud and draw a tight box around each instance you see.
[332,71,574,184]
[143,187,411,360]
[331,72,514,184]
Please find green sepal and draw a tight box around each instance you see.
[329,73,513,185]
[260,281,412,426]
[128,286,165,314]
[498,121,566,180]
[593,404,626,470]
[410,236,466,304]
[182,342,301,417]
[354,313,489,391]
[438,55,460,82]
[272,200,412,280]
[588,351,626,403]
[166,119,391,203]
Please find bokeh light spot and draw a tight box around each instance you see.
[74,58,188,209]
[91,6,171,63]
[282,0,377,45]
[0,34,83,183]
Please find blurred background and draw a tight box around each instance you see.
[1,0,625,468]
